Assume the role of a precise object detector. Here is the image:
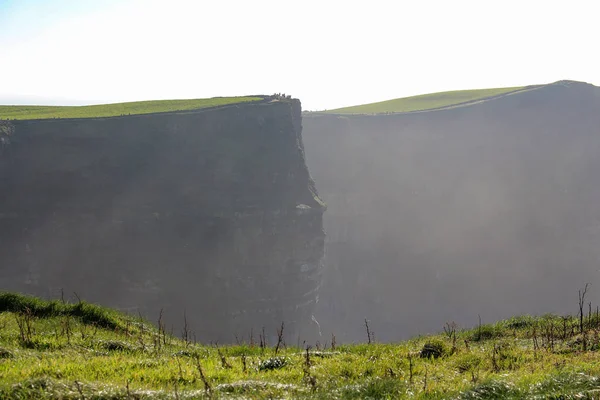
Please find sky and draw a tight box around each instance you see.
[0,0,599,110]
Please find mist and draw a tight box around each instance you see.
[302,81,600,342]
[3,81,600,345]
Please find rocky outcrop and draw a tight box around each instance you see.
[0,99,325,341]
[0,121,13,155]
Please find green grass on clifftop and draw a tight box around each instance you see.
[0,96,263,120]
[324,87,525,114]
[3,292,600,399]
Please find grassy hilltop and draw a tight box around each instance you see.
[0,96,264,120]
[322,86,529,115]
[3,293,600,399]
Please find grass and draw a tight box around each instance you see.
[0,96,264,120]
[2,292,600,399]
[323,87,526,114]
[0,292,125,330]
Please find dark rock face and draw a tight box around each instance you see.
[303,81,600,342]
[0,100,325,341]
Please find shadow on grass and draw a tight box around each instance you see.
[0,292,125,330]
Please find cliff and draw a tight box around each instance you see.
[302,80,600,341]
[0,99,325,341]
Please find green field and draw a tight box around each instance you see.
[0,97,264,120]
[324,87,526,114]
[2,292,600,399]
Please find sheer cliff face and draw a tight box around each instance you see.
[303,81,600,342]
[0,100,325,341]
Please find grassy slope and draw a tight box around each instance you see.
[324,87,525,114]
[0,97,263,120]
[2,294,600,399]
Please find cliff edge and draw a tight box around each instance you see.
[0,98,325,341]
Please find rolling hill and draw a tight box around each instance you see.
[321,86,536,114]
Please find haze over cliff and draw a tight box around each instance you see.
[0,98,325,342]
[3,80,600,344]
[303,80,600,342]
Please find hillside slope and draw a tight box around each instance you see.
[3,292,600,399]
[321,86,529,114]
[303,80,600,342]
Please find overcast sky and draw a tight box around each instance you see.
[1,0,598,110]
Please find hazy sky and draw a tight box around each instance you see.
[1,0,598,110]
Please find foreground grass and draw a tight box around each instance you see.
[324,87,526,114]
[0,96,264,120]
[3,293,600,399]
